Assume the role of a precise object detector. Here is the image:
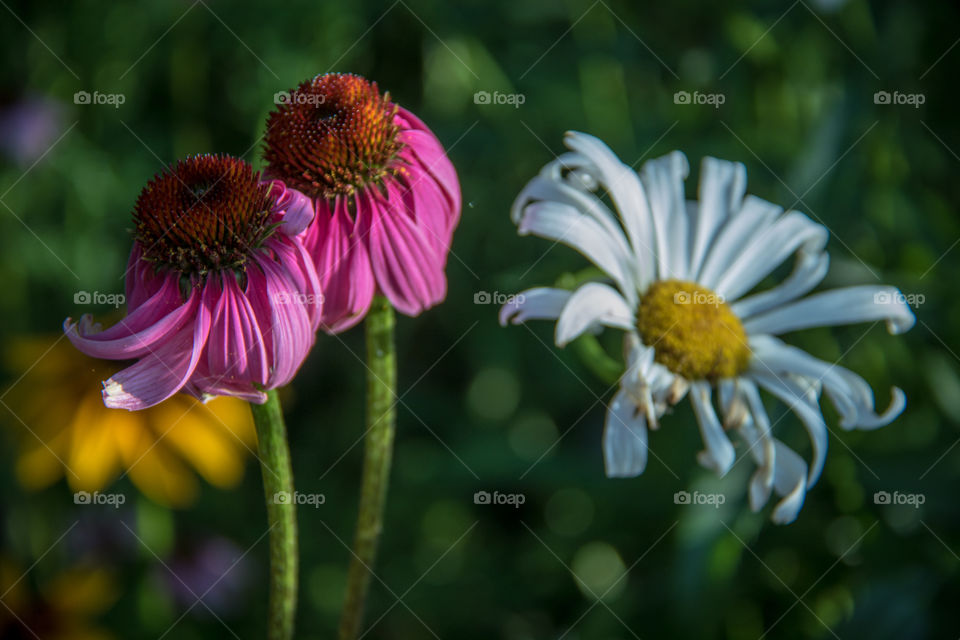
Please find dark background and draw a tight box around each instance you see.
[1,0,957,638]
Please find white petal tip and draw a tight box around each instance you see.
[697,450,735,477]
[102,379,139,411]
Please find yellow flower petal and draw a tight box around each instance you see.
[151,396,248,489]
[65,393,126,493]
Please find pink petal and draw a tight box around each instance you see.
[248,248,315,387]
[305,195,375,333]
[65,275,195,360]
[365,187,446,316]
[102,285,212,410]
[396,107,461,216]
[266,180,315,236]
[202,274,270,390]
[124,244,168,311]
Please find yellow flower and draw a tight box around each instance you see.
[4,336,256,507]
[0,557,118,640]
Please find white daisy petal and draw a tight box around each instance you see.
[731,251,830,319]
[518,201,638,304]
[689,157,747,277]
[742,285,917,336]
[563,132,660,288]
[751,371,828,487]
[739,421,775,513]
[641,151,690,280]
[713,211,829,301]
[718,379,773,511]
[749,335,905,430]
[555,282,635,347]
[689,382,736,475]
[742,379,776,508]
[513,173,634,269]
[770,441,808,525]
[697,195,781,288]
[511,152,587,223]
[603,389,648,477]
[499,287,573,326]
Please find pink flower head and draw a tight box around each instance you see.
[263,73,461,332]
[65,155,322,410]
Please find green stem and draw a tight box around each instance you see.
[339,296,396,640]
[249,389,298,640]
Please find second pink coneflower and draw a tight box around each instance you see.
[262,73,461,332]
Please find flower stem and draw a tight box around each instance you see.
[339,296,396,640]
[249,389,298,640]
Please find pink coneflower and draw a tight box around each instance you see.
[65,155,322,410]
[263,73,461,331]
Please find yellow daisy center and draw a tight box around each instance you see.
[636,279,751,381]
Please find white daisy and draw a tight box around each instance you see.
[500,131,915,524]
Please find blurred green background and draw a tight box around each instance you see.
[1,0,958,638]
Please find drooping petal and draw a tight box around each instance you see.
[305,195,375,333]
[555,282,635,347]
[603,389,648,477]
[743,285,917,336]
[689,382,736,475]
[750,371,828,487]
[65,275,195,360]
[203,274,270,390]
[742,380,776,510]
[395,158,456,258]
[271,235,323,331]
[249,246,316,389]
[499,287,572,326]
[102,286,212,410]
[396,107,461,224]
[366,186,446,316]
[750,335,905,430]
[770,441,808,525]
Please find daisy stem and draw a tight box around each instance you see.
[339,296,396,640]
[249,389,298,640]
